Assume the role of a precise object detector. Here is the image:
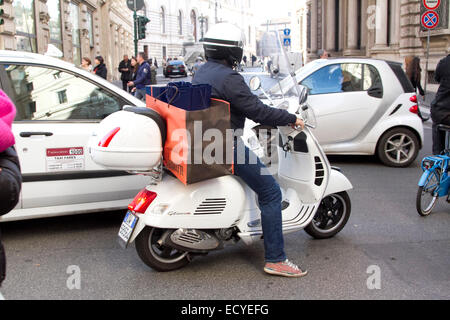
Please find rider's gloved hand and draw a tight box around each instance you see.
[291,118,305,130]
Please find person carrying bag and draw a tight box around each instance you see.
[0,89,22,293]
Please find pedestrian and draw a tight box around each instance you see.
[243,55,247,67]
[251,54,256,67]
[118,55,132,92]
[128,56,139,95]
[0,89,22,296]
[128,52,152,101]
[154,58,158,69]
[318,49,330,59]
[93,56,107,80]
[80,57,92,72]
[149,59,157,85]
[431,54,450,155]
[405,56,425,97]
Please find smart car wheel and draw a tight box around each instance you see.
[377,128,419,168]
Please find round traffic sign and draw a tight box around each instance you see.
[127,0,145,11]
[422,10,439,29]
[423,0,441,10]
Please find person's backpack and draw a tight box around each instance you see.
[0,147,22,286]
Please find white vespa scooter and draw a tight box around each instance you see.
[89,33,353,272]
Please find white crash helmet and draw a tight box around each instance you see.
[202,23,246,67]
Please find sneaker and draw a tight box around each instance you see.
[264,259,308,278]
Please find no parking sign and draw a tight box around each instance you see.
[422,10,440,29]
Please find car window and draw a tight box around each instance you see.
[301,64,343,95]
[341,63,363,92]
[301,63,383,95]
[1,64,126,121]
[363,64,382,91]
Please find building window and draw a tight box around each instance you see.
[160,7,166,34]
[57,90,68,104]
[48,0,63,53]
[178,10,183,35]
[87,11,94,48]
[70,2,81,65]
[190,10,197,42]
[13,0,37,53]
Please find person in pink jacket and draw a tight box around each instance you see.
[0,90,16,153]
[0,89,22,292]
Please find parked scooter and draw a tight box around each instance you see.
[89,31,353,272]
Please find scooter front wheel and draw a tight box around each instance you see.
[304,192,351,239]
[135,227,190,272]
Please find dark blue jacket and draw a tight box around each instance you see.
[431,55,450,125]
[134,61,152,90]
[192,59,297,130]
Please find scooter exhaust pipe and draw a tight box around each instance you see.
[160,229,223,254]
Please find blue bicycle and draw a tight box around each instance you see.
[417,125,450,216]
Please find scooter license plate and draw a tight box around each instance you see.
[118,211,138,249]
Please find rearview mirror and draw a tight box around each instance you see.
[298,85,309,105]
[249,76,262,91]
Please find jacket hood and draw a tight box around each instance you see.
[0,90,16,152]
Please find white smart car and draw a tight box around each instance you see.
[250,58,424,168]
[0,51,148,222]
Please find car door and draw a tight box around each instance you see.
[0,63,146,210]
[301,63,384,145]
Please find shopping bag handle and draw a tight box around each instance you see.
[165,86,179,107]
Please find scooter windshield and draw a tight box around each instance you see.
[258,31,302,99]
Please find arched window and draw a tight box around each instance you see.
[190,10,197,42]
[178,10,183,35]
[160,7,166,34]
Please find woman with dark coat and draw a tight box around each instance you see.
[406,56,426,96]
[93,56,107,80]
[0,89,22,294]
[431,54,450,154]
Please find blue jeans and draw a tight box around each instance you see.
[234,138,286,263]
[135,88,146,101]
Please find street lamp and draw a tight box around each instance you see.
[198,14,207,41]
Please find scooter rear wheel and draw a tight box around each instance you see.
[135,227,190,272]
[304,192,351,239]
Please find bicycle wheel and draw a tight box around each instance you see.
[416,170,440,217]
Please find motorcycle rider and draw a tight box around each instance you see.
[192,23,307,278]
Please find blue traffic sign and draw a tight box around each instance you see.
[283,38,291,47]
[422,10,439,29]
[284,28,291,36]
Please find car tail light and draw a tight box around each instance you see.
[128,189,157,214]
[409,105,419,114]
[98,127,120,147]
[410,95,418,103]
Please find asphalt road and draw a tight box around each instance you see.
[1,121,449,300]
[2,68,449,300]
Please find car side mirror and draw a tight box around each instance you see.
[249,76,262,91]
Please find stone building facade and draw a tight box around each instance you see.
[0,0,134,81]
[138,0,258,64]
[302,0,450,85]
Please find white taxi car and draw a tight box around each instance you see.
[0,51,149,222]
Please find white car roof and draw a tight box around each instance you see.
[0,50,145,107]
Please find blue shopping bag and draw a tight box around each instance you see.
[147,82,212,111]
